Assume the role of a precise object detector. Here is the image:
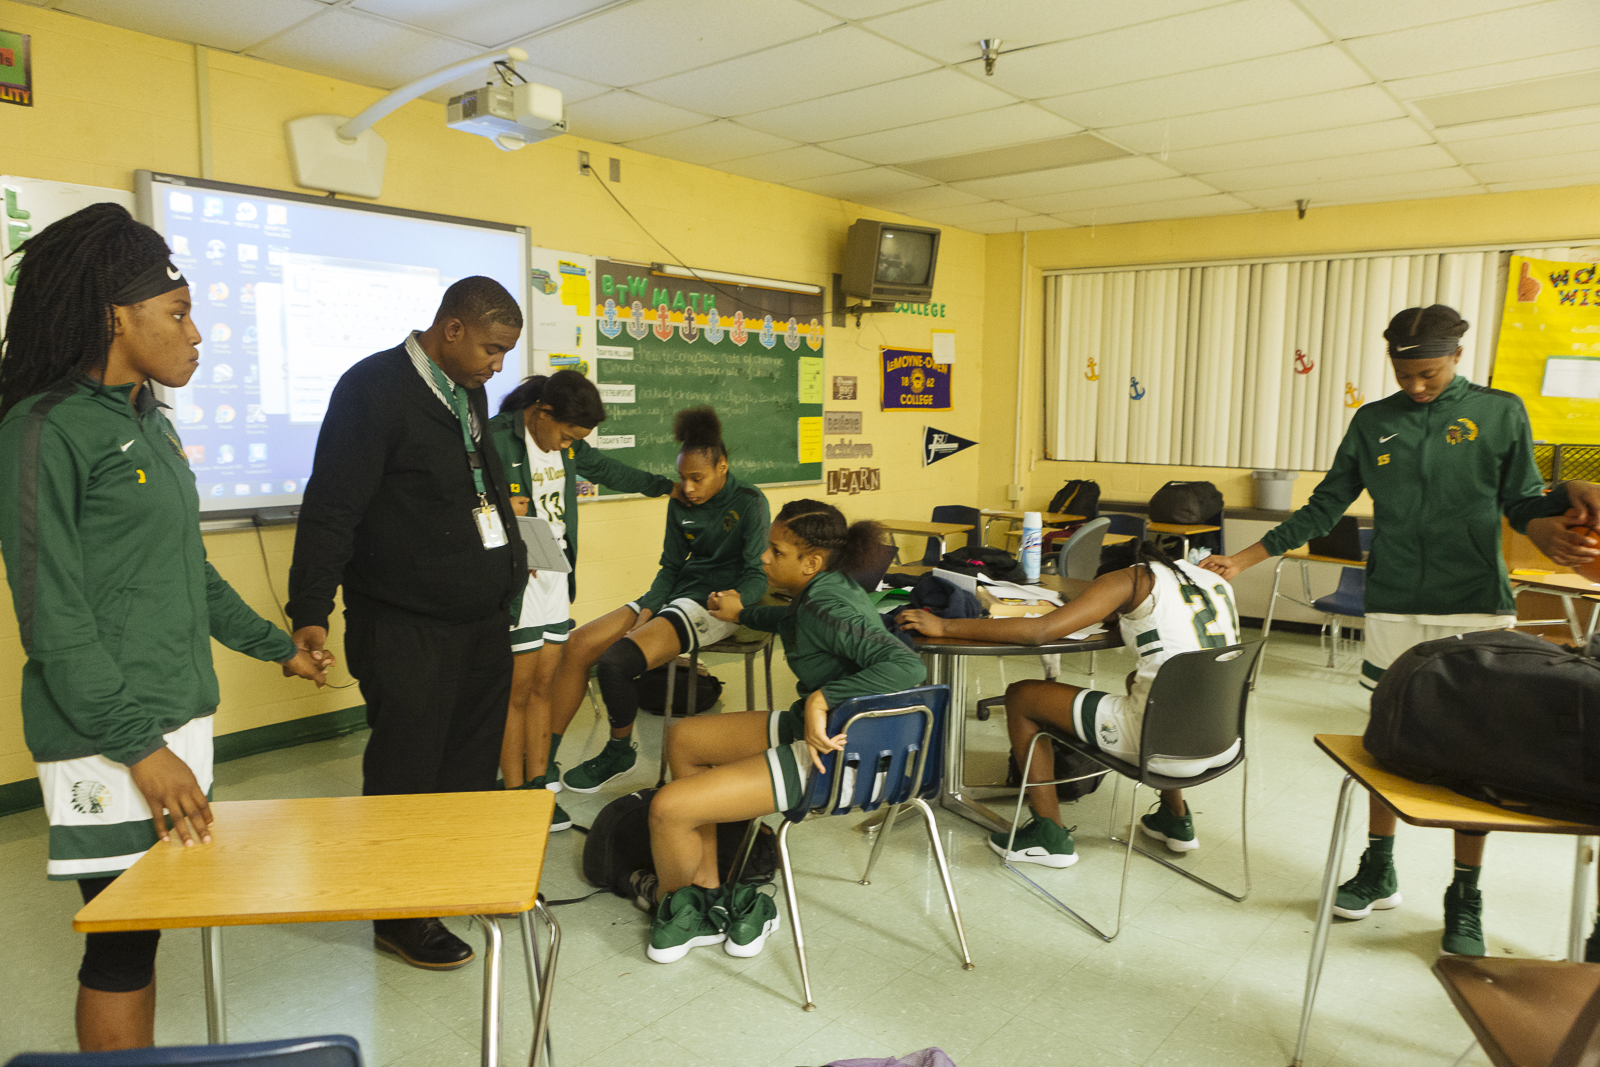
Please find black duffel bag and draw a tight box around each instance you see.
[1365,629,1600,822]
[637,661,724,715]
[1149,480,1223,525]
[937,546,1026,582]
[582,788,777,897]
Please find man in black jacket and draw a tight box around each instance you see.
[287,276,526,970]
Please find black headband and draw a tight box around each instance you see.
[1387,336,1462,360]
[110,260,187,307]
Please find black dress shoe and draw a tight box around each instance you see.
[373,917,475,970]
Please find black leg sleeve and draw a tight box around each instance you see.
[596,638,649,730]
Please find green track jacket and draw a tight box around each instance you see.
[740,569,926,710]
[0,380,296,767]
[638,473,770,614]
[1260,375,1570,616]
[486,409,674,601]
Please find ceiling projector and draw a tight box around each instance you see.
[447,83,566,151]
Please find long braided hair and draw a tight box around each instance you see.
[773,499,885,577]
[0,203,174,419]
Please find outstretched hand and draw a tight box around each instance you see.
[894,608,945,637]
[707,589,743,622]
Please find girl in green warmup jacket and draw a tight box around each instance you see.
[485,370,676,831]
[544,406,770,795]
[637,500,926,964]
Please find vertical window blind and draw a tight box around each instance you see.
[1043,250,1505,470]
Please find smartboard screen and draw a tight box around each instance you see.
[137,171,529,517]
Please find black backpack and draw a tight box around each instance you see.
[1048,479,1101,520]
[937,546,1026,582]
[637,662,724,715]
[1366,630,1600,822]
[1005,740,1105,800]
[581,788,778,897]
[1149,480,1223,525]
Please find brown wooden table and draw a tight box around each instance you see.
[1510,570,1600,643]
[1293,735,1600,1066]
[878,519,976,561]
[75,791,560,1067]
[1146,521,1221,558]
[978,508,1085,545]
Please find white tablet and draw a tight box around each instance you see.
[515,516,572,573]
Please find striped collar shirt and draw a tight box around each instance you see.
[405,330,480,439]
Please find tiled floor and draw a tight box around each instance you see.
[1,632,1585,1066]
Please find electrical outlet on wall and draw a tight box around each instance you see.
[578,151,591,176]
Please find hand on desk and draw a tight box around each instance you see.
[1527,512,1600,568]
[706,589,743,622]
[895,608,945,637]
[130,746,213,846]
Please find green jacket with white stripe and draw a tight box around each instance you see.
[639,473,770,615]
[740,569,926,711]
[0,379,296,767]
[1260,375,1571,616]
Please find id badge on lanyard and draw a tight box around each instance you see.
[475,493,507,549]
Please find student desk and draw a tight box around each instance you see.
[878,519,975,562]
[1146,521,1221,558]
[75,791,560,1067]
[977,508,1085,546]
[1293,735,1600,1067]
[1509,570,1600,644]
[1257,546,1366,684]
[910,576,1122,833]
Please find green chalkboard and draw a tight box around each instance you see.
[582,259,824,495]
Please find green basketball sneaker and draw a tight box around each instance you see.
[1332,847,1402,920]
[647,885,726,964]
[1139,803,1198,852]
[723,882,780,958]
[562,737,638,793]
[988,816,1078,868]
[1440,882,1486,957]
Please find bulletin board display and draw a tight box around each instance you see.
[1492,255,1600,444]
[583,259,824,494]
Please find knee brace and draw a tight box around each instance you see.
[596,638,649,730]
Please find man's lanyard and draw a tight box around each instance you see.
[426,358,487,498]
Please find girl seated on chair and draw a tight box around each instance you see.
[897,539,1240,870]
[639,500,926,964]
[543,406,770,795]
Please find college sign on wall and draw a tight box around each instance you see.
[880,346,951,411]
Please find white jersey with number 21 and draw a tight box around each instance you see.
[1119,559,1241,705]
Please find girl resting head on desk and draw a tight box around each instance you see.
[635,500,925,965]
[897,539,1241,870]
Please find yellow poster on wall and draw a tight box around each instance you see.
[1492,255,1600,443]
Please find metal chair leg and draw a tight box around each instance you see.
[658,658,678,787]
[744,650,756,710]
[775,820,816,1011]
[912,797,974,970]
[1253,556,1291,689]
[764,641,774,710]
[1326,618,1340,668]
[860,799,902,884]
[1112,760,1252,903]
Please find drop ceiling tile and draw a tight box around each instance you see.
[788,168,933,200]
[1200,144,1459,191]
[624,121,797,165]
[961,218,1033,234]
[349,0,622,48]
[1386,45,1600,100]
[57,0,326,52]
[819,104,1079,165]
[951,156,1177,200]
[1010,177,1220,214]
[1015,215,1077,231]
[1487,172,1600,191]
[1469,148,1600,182]
[856,185,985,212]
[631,26,936,116]
[915,202,1033,225]
[1432,104,1600,142]
[1233,168,1482,209]
[1448,122,1600,163]
[1344,0,1600,82]
[1164,119,1433,174]
[246,9,479,89]
[977,0,1329,100]
[1051,194,1255,226]
[1040,46,1369,129]
[861,0,1228,64]
[808,0,931,16]
[737,69,1019,143]
[563,91,711,143]
[715,146,872,182]
[514,0,839,86]
[1102,87,1405,154]
[423,62,608,106]
[1297,0,1544,39]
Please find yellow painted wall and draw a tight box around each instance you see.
[0,1,988,789]
[983,182,1600,518]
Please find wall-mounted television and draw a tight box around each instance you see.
[841,219,941,303]
[136,170,530,520]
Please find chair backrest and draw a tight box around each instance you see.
[1103,513,1145,540]
[1138,643,1263,768]
[921,505,982,564]
[6,1036,363,1067]
[1058,517,1111,581]
[790,685,950,820]
[845,539,896,593]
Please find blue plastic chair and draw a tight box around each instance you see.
[1311,529,1374,667]
[918,505,982,565]
[6,1036,361,1067]
[729,684,972,1011]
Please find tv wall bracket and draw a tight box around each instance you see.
[832,273,894,327]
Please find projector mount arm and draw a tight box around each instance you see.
[338,46,529,141]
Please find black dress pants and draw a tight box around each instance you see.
[344,609,512,796]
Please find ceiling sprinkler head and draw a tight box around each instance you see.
[979,39,1002,76]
